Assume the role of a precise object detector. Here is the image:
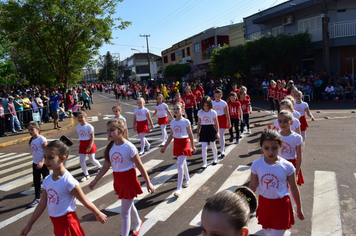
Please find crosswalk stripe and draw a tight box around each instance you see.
[0,158,100,191]
[105,161,191,213]
[0,155,33,169]
[311,171,342,236]
[0,153,16,160]
[0,207,35,229]
[140,164,222,235]
[189,165,251,227]
[77,159,163,205]
[0,153,29,163]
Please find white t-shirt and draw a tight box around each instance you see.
[76,123,94,141]
[279,131,303,160]
[274,118,300,132]
[35,97,43,107]
[111,115,127,123]
[251,157,295,199]
[294,102,308,117]
[155,103,168,118]
[198,110,217,125]
[30,135,47,164]
[170,118,190,138]
[292,110,301,119]
[212,100,227,116]
[42,171,79,217]
[134,107,149,121]
[109,141,137,172]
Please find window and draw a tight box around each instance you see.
[248,31,261,41]
[187,47,190,56]
[182,49,185,58]
[298,16,322,41]
[163,56,168,63]
[194,43,200,52]
[171,53,176,61]
[272,26,284,36]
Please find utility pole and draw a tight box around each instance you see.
[321,0,330,75]
[140,34,151,80]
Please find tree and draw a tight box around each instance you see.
[0,37,19,86]
[164,64,191,79]
[0,0,130,91]
[97,51,117,81]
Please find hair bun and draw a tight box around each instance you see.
[60,135,74,147]
[235,186,257,213]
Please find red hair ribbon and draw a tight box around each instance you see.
[264,125,278,131]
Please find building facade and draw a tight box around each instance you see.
[124,53,162,82]
[244,0,356,75]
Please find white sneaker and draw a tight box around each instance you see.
[146,143,151,151]
[159,142,165,147]
[202,164,207,169]
[247,129,251,134]
[80,175,90,182]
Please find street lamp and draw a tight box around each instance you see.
[131,48,142,53]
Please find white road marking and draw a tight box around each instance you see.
[0,153,17,161]
[1,155,33,169]
[106,161,191,213]
[0,208,35,229]
[140,164,222,235]
[311,171,342,236]
[189,165,251,227]
[87,116,99,122]
[77,159,163,205]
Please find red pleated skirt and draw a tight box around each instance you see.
[217,115,228,129]
[79,140,97,154]
[287,158,305,186]
[256,195,294,230]
[173,138,192,157]
[299,115,308,131]
[158,116,169,125]
[137,120,149,133]
[113,168,143,199]
[50,212,85,236]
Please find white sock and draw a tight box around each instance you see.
[161,124,167,142]
[139,133,146,152]
[271,229,286,236]
[87,153,102,168]
[210,141,218,162]
[177,156,189,191]
[301,131,306,147]
[263,229,271,236]
[201,142,208,165]
[79,154,88,176]
[121,199,139,236]
[219,128,225,153]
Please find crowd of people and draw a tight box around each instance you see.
[6,72,322,236]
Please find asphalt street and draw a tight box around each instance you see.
[0,92,355,236]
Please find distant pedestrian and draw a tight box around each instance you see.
[7,96,23,133]
[151,94,173,146]
[49,91,61,130]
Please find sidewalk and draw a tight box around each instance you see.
[0,118,75,148]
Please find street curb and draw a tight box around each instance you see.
[0,118,75,149]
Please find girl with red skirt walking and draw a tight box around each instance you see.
[76,111,102,182]
[152,94,173,146]
[249,128,304,236]
[133,97,154,156]
[90,119,154,236]
[161,102,196,197]
[20,137,107,236]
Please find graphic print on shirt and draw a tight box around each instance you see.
[31,144,38,153]
[111,152,124,164]
[230,107,237,116]
[79,130,87,138]
[173,125,182,135]
[281,142,292,155]
[241,104,247,111]
[47,189,60,205]
[157,107,162,112]
[261,173,279,189]
[202,116,212,124]
[214,105,221,112]
[295,107,303,113]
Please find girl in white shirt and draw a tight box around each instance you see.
[273,100,301,135]
[197,96,220,168]
[76,111,102,182]
[111,104,129,140]
[20,137,107,236]
[90,119,154,236]
[294,91,315,146]
[152,94,173,146]
[249,129,304,236]
[133,97,154,155]
[28,121,49,208]
[161,102,196,197]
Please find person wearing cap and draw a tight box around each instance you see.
[49,91,62,129]
[7,96,23,133]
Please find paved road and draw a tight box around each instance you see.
[0,92,355,236]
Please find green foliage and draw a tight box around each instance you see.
[0,0,131,89]
[97,51,117,81]
[0,38,19,86]
[164,63,191,78]
[210,32,312,78]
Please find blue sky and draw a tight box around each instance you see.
[100,0,289,61]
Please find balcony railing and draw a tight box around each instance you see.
[329,20,356,39]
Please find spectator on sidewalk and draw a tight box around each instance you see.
[0,99,6,137]
[34,92,44,124]
[14,94,24,129]
[40,90,50,123]
[314,76,323,101]
[323,83,335,101]
[82,88,91,110]
[21,92,32,127]
[49,91,62,129]
[334,83,344,102]
[7,96,23,133]
[66,90,74,112]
